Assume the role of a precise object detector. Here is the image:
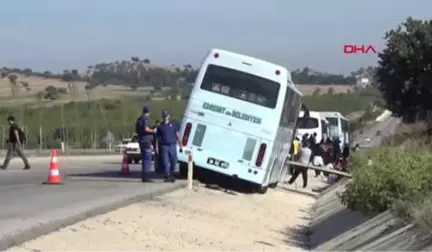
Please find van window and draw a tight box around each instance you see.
[341,119,349,132]
[321,120,327,135]
[326,117,339,126]
[297,117,319,129]
[200,64,280,108]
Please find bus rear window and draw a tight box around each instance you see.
[297,117,319,129]
[200,64,280,108]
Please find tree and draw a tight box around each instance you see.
[312,88,321,96]
[376,17,432,122]
[7,74,18,85]
[7,74,20,97]
[327,87,335,95]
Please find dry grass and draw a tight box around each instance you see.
[412,197,432,233]
[0,74,354,105]
[0,74,159,105]
[382,122,432,152]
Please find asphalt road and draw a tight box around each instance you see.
[352,116,401,148]
[0,155,185,250]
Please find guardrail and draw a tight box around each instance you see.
[375,109,392,122]
[0,149,121,156]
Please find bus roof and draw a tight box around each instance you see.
[299,111,322,118]
[289,82,302,96]
[319,111,348,120]
[209,48,286,70]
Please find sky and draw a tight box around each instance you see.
[0,0,431,74]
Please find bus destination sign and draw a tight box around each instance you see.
[202,102,262,124]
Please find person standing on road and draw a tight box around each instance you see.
[136,105,155,182]
[0,116,31,170]
[155,110,183,182]
[288,140,312,188]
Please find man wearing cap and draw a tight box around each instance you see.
[136,105,155,182]
[156,109,183,182]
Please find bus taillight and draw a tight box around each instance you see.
[182,123,192,146]
[214,52,219,58]
[255,143,267,167]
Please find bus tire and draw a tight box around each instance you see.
[268,182,278,188]
[179,162,188,179]
[258,186,268,194]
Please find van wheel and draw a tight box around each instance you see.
[179,163,188,179]
[268,182,278,188]
[128,159,132,164]
[134,159,140,164]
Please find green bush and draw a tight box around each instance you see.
[340,148,432,213]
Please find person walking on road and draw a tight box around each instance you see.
[136,105,155,182]
[1,116,31,170]
[288,140,312,188]
[155,110,183,182]
[289,137,301,175]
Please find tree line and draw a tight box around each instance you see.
[0,57,374,93]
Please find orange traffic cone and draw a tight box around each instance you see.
[43,149,62,185]
[120,151,130,174]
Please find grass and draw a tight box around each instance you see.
[369,122,432,235]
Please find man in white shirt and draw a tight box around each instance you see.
[288,140,312,188]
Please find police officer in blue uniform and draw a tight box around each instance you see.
[135,105,155,182]
[155,110,183,182]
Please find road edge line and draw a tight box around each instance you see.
[0,183,185,250]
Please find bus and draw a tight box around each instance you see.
[177,48,303,193]
[296,111,329,144]
[320,111,350,149]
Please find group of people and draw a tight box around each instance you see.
[135,105,182,183]
[287,133,350,188]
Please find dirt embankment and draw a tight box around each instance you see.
[8,177,328,251]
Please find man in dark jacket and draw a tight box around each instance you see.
[1,116,31,170]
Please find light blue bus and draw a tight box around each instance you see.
[177,48,302,193]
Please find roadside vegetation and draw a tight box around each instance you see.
[339,17,432,235]
[0,87,379,149]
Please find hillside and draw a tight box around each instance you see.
[0,57,363,105]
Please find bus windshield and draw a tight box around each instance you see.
[200,64,280,108]
[297,117,319,129]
